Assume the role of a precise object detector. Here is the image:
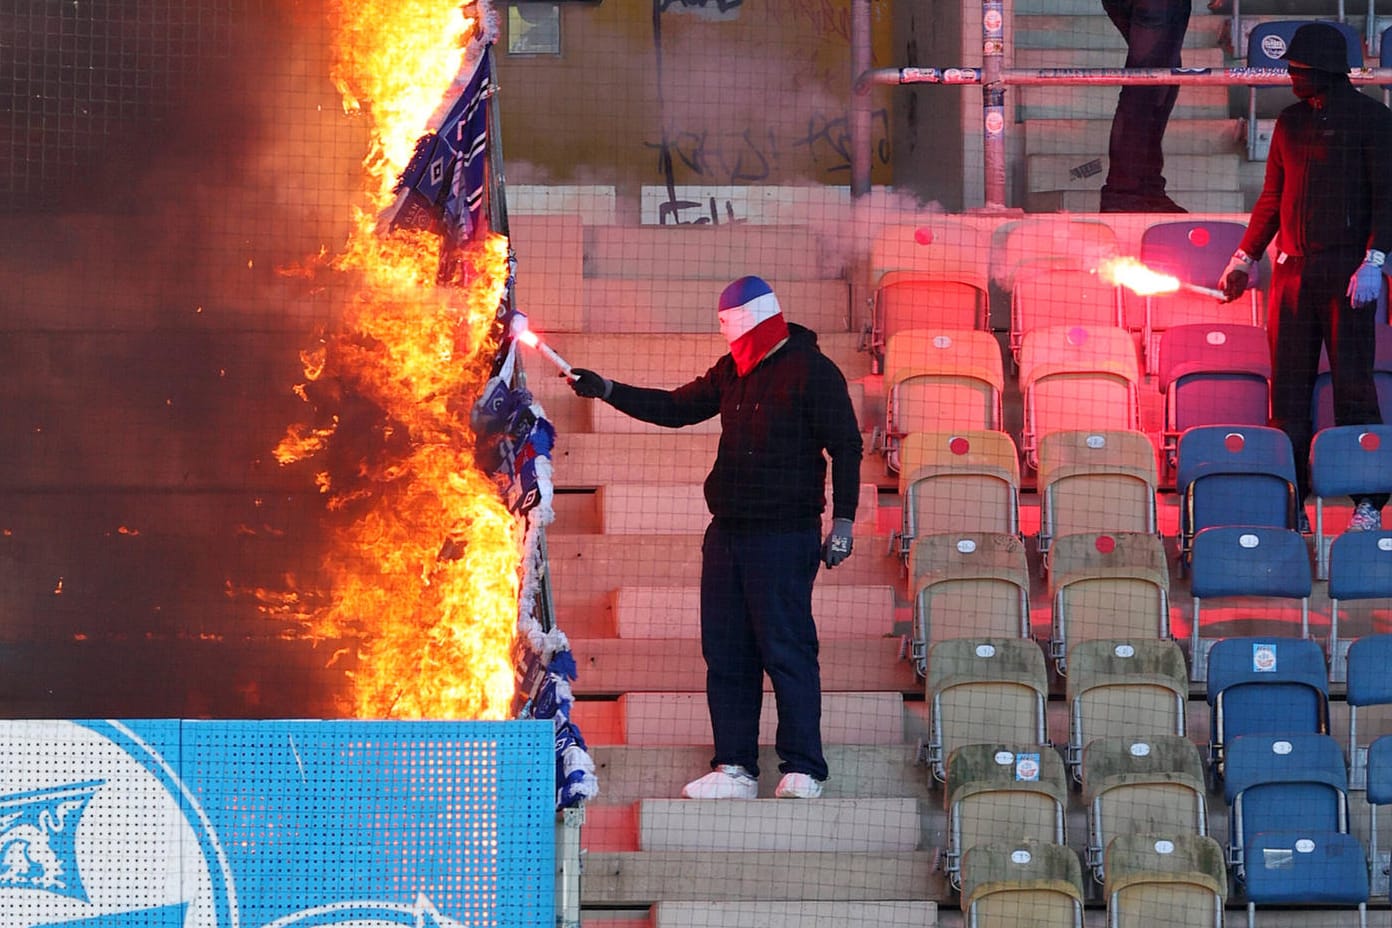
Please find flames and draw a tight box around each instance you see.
[273,2,519,719]
[1095,256,1181,296]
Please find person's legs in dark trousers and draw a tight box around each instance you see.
[1100,0,1191,209]
[700,522,765,777]
[1325,255,1389,510]
[1268,256,1324,506]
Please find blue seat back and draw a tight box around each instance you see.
[1208,638,1328,749]
[1176,425,1297,492]
[1208,636,1328,703]
[1313,326,1392,430]
[1225,732,1348,801]
[1171,375,1271,433]
[1346,634,1392,705]
[1330,534,1392,605]
[1159,324,1272,391]
[1245,831,1368,905]
[1311,425,1392,498]
[1189,527,1313,600]
[1139,221,1247,290]
[1368,734,1392,805]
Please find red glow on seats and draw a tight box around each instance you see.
[1225,432,1246,452]
[1095,535,1116,554]
[914,227,934,246]
[1188,227,1211,248]
[1361,431,1381,451]
[949,436,970,455]
[1066,326,1088,345]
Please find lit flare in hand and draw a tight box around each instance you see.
[1096,256,1224,299]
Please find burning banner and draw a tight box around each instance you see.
[275,1,595,807]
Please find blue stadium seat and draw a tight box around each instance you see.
[1243,831,1368,928]
[1189,527,1313,681]
[1366,734,1392,879]
[1175,425,1298,572]
[1313,315,1392,431]
[1156,323,1270,482]
[1246,21,1364,159]
[1207,636,1329,777]
[1311,426,1392,580]
[1224,733,1350,881]
[1347,635,1392,788]
[1330,542,1392,687]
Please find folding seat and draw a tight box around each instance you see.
[1009,266,1123,371]
[1156,323,1271,481]
[1018,325,1140,472]
[959,840,1084,928]
[1345,635,1392,788]
[1064,638,1188,781]
[1047,532,1170,676]
[1189,526,1312,681]
[1175,425,1299,571]
[1133,221,1263,370]
[992,217,1121,298]
[908,532,1030,677]
[925,637,1049,783]
[897,430,1020,545]
[1035,429,1158,561]
[1082,734,1209,883]
[1225,732,1351,880]
[1366,735,1392,882]
[883,329,1005,472]
[1105,833,1227,928]
[1311,425,1392,579]
[1246,21,1364,160]
[944,742,1068,889]
[1244,830,1368,928]
[1313,324,1392,432]
[1206,636,1329,779]
[1329,537,1392,684]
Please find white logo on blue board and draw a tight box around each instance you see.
[263,894,465,927]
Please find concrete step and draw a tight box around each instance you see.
[653,901,938,928]
[638,798,921,852]
[571,691,906,746]
[581,851,942,905]
[595,482,880,535]
[1014,13,1225,51]
[613,584,897,638]
[509,213,585,332]
[584,226,843,280]
[1023,118,1245,156]
[569,637,918,696]
[1012,45,1226,69]
[1023,188,1248,213]
[583,279,850,334]
[1016,83,1230,120]
[1026,153,1239,193]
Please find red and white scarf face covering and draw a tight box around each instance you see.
[719,290,789,376]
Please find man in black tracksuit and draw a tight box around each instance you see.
[567,276,863,800]
[1220,22,1392,531]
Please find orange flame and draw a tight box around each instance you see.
[1095,256,1181,296]
[274,2,518,719]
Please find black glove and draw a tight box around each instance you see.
[568,368,611,400]
[821,518,854,568]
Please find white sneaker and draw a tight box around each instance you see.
[681,765,758,799]
[774,772,824,799]
[1349,500,1382,532]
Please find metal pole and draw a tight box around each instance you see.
[850,0,872,198]
[981,0,1006,210]
[858,65,1392,87]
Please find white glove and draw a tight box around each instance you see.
[1347,250,1386,306]
[1218,250,1255,303]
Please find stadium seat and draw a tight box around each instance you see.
[960,840,1084,928]
[1082,734,1209,882]
[1048,532,1170,676]
[882,329,1005,473]
[896,430,1020,547]
[944,742,1068,889]
[1036,429,1158,562]
[1156,323,1271,480]
[1175,425,1299,572]
[1246,21,1364,160]
[991,217,1121,299]
[1311,425,1392,579]
[1243,831,1367,928]
[1065,638,1189,782]
[1365,735,1392,882]
[1313,324,1392,431]
[925,637,1049,783]
[1206,637,1330,779]
[1134,220,1263,370]
[1346,635,1392,788]
[864,270,989,371]
[1009,266,1123,371]
[1225,733,1351,880]
[1018,325,1140,472]
[1104,833,1227,928]
[908,532,1030,676]
[1330,536,1392,682]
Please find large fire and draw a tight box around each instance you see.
[274,1,519,719]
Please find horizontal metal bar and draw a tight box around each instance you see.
[856,65,1392,91]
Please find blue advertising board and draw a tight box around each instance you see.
[0,720,555,927]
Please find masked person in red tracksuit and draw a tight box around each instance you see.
[566,276,863,800]
[1219,22,1392,532]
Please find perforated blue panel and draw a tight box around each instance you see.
[0,720,554,928]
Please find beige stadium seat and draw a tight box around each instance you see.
[1105,833,1228,928]
[873,270,988,344]
[1064,638,1189,782]
[960,840,1085,928]
[926,637,1049,783]
[1047,532,1171,676]
[1018,325,1140,472]
[897,430,1020,544]
[1082,735,1209,883]
[883,329,1005,473]
[1010,265,1124,370]
[1036,429,1159,561]
[945,743,1068,890]
[908,533,1030,676]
